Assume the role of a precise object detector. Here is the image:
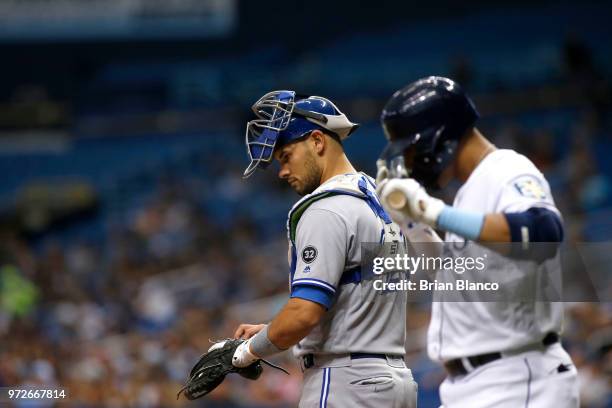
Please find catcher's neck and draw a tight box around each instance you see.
[319,152,356,186]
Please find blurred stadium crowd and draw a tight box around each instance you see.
[1,1,611,407]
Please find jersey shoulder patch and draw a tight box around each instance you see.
[513,176,547,200]
[301,245,318,264]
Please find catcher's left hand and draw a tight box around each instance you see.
[177,339,289,400]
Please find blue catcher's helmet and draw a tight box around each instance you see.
[380,76,479,189]
[243,90,359,178]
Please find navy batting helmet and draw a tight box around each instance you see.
[243,90,359,178]
[380,76,479,188]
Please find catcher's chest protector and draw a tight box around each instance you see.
[285,173,391,284]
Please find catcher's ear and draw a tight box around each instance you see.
[309,130,326,155]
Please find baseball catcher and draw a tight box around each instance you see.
[180,90,418,407]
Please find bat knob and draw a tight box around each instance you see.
[386,189,407,210]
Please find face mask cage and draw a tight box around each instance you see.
[243,91,296,178]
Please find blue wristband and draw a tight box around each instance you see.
[437,206,485,241]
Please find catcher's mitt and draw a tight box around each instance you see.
[177,339,289,400]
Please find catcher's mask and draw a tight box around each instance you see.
[243,90,359,178]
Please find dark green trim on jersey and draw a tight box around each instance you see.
[288,192,344,243]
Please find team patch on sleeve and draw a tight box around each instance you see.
[301,245,318,264]
[513,177,547,200]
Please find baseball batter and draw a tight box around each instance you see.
[376,77,579,407]
[232,91,418,407]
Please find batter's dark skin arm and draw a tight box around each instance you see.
[234,298,325,349]
[479,214,512,242]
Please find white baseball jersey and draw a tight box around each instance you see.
[428,149,564,361]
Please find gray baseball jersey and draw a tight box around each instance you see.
[286,173,408,357]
